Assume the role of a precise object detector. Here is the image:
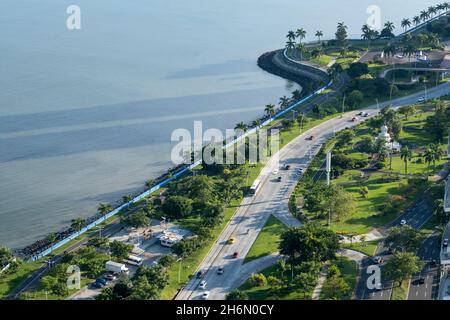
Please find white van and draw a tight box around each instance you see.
[124,254,143,266]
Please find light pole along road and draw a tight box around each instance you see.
[176,81,450,300]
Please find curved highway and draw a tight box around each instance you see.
[176,81,450,300]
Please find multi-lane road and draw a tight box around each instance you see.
[176,81,450,300]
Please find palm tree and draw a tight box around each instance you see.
[295,28,307,43]
[403,44,417,63]
[383,45,397,65]
[122,194,133,204]
[264,104,276,117]
[296,42,306,60]
[430,144,444,167]
[234,122,248,134]
[315,30,323,43]
[413,16,421,26]
[428,6,438,18]
[71,218,86,235]
[401,18,411,32]
[287,30,296,41]
[98,203,113,217]
[361,24,372,48]
[437,3,445,14]
[400,146,412,175]
[285,40,295,51]
[292,89,302,101]
[424,148,434,172]
[251,119,262,129]
[279,96,290,109]
[145,179,154,189]
[46,233,57,253]
[420,10,429,22]
[444,2,450,12]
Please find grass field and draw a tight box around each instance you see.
[342,240,380,257]
[244,215,286,264]
[391,279,409,300]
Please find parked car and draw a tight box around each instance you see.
[104,273,117,281]
[351,117,357,122]
[307,135,314,140]
[283,164,291,170]
[201,291,210,300]
[233,252,240,258]
[418,96,426,102]
[400,219,407,226]
[217,267,224,275]
[196,271,204,279]
[443,238,449,247]
[94,278,108,288]
[277,176,282,182]
[199,280,207,290]
[372,256,383,264]
[417,277,426,285]
[228,237,236,244]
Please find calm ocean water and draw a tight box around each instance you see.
[0,0,439,248]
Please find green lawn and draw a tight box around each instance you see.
[342,240,380,257]
[244,215,286,264]
[0,259,48,299]
[310,55,333,66]
[327,172,412,235]
[391,279,409,300]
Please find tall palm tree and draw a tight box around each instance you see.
[436,3,445,14]
[444,2,450,12]
[264,104,276,117]
[145,179,154,189]
[122,194,133,204]
[400,146,412,175]
[292,89,302,101]
[403,44,417,63]
[279,96,290,109]
[428,6,438,18]
[285,40,295,51]
[424,148,434,171]
[98,203,113,217]
[413,16,421,26]
[296,42,306,60]
[295,28,307,43]
[401,18,411,32]
[430,144,443,167]
[286,30,296,41]
[315,30,323,43]
[420,10,429,22]
[383,45,397,65]
[251,119,262,129]
[46,233,57,253]
[71,218,86,235]
[234,122,248,134]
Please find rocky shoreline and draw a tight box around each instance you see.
[257,49,330,96]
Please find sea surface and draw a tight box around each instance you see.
[0,0,440,248]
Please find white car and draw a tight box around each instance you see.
[418,97,426,102]
[201,291,210,300]
[400,219,407,226]
[199,280,207,290]
[272,169,279,175]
